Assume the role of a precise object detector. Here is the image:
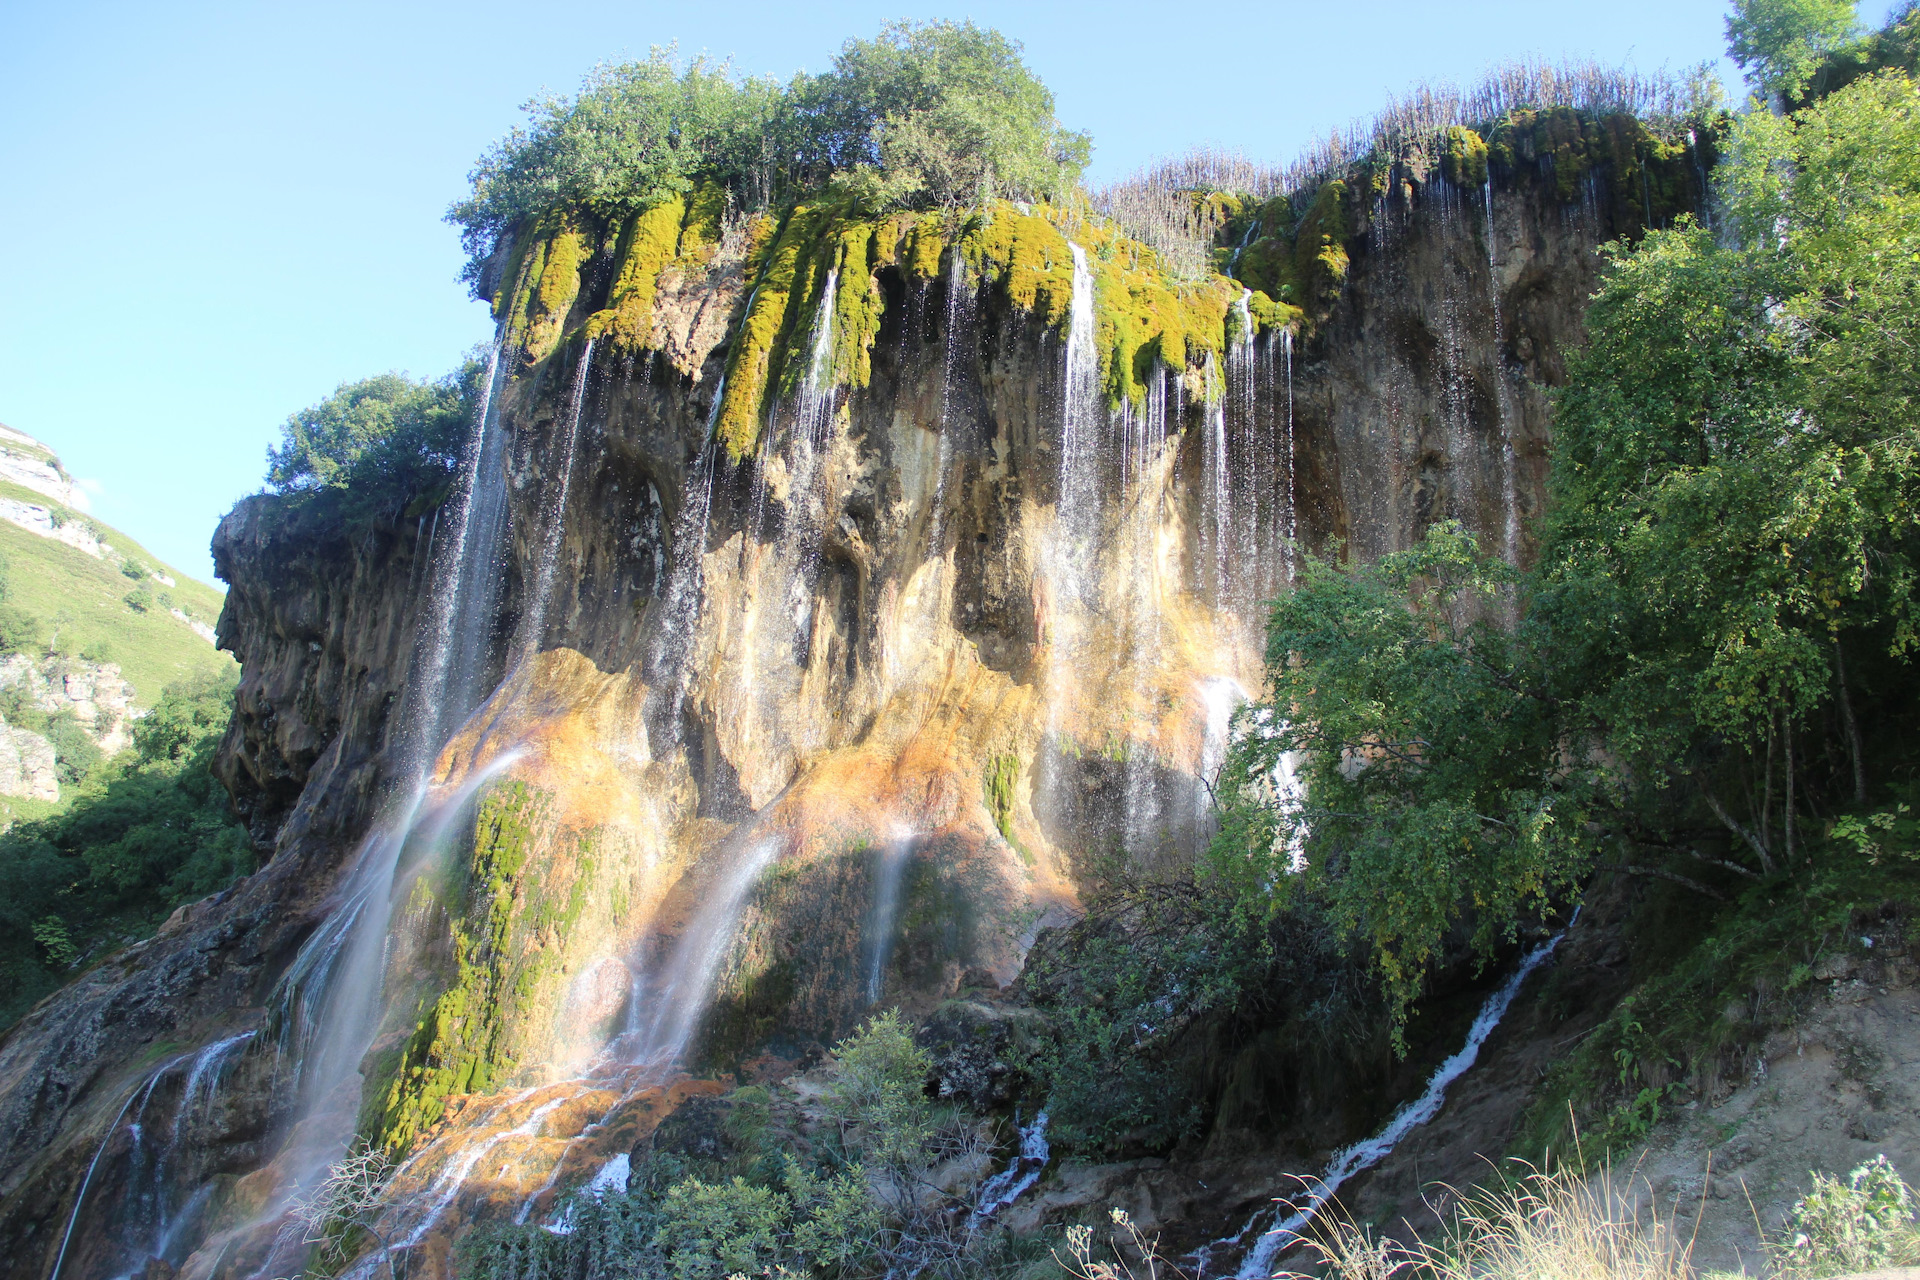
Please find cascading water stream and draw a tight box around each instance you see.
[1483,179,1521,570]
[627,839,780,1068]
[1282,329,1297,587]
[1042,241,1101,745]
[971,1110,1051,1223]
[864,832,916,1005]
[1213,922,1574,1278]
[231,327,530,1270]
[520,339,596,659]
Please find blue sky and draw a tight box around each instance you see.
[0,0,1892,585]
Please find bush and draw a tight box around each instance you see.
[1777,1155,1920,1277]
[265,365,480,513]
[449,23,1089,279]
[0,670,250,1028]
[823,1009,935,1169]
[655,1176,786,1280]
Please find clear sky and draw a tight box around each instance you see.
[0,0,1893,585]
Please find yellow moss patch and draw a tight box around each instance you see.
[521,225,586,364]
[1443,126,1490,187]
[584,196,686,352]
[960,203,1075,329]
[715,203,834,458]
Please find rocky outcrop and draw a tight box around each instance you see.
[0,122,1711,1280]
[0,719,58,800]
[0,654,138,757]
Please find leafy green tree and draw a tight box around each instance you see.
[447,23,1090,278]
[450,49,785,270]
[1216,67,1920,1037]
[1217,529,1588,1033]
[0,671,250,1028]
[266,366,478,507]
[802,21,1090,211]
[1728,0,1861,99]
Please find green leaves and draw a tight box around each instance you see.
[1727,0,1862,100]
[1219,526,1588,1035]
[265,367,477,509]
[449,24,1089,279]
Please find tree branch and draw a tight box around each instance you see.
[1596,862,1729,902]
[1698,785,1775,875]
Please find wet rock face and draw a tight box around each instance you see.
[0,162,1686,1280]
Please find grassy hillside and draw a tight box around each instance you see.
[0,476,233,706]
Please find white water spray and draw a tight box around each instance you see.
[1222,923,1573,1277]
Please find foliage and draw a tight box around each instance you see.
[265,365,481,513]
[450,24,1088,281]
[0,670,250,1029]
[1215,527,1588,1037]
[803,22,1090,213]
[822,1009,935,1169]
[1216,61,1920,1047]
[1776,1155,1920,1277]
[655,1175,788,1280]
[1728,0,1862,99]
[1518,795,1920,1158]
[1017,878,1271,1152]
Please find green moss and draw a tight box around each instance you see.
[715,204,833,458]
[960,203,1076,329]
[1484,108,1702,225]
[373,780,551,1153]
[497,217,588,365]
[829,223,883,392]
[984,753,1018,843]
[1441,126,1490,187]
[584,197,686,352]
[1291,179,1352,322]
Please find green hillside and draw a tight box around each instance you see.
[0,476,233,705]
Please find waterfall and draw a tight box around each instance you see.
[1205,355,1230,602]
[646,380,724,742]
[238,326,528,1258]
[797,269,839,451]
[863,831,915,1005]
[1282,329,1297,587]
[1042,241,1101,740]
[626,838,780,1067]
[1215,923,1573,1278]
[972,1110,1051,1222]
[521,338,596,657]
[1484,180,1520,568]
[1059,242,1100,538]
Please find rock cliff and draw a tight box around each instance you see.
[0,118,1711,1280]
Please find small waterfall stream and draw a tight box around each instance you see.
[1213,922,1574,1277]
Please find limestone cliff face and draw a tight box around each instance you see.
[0,131,1707,1280]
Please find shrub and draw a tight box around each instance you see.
[823,1009,935,1169]
[655,1176,787,1280]
[0,671,250,1028]
[1777,1155,1920,1277]
[265,365,480,513]
[449,23,1089,279]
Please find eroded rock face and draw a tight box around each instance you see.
[0,654,139,758]
[0,160,1686,1280]
[0,719,58,799]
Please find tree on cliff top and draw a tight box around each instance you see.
[448,22,1089,279]
[266,364,481,511]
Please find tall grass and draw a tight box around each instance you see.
[1299,1163,1696,1280]
[1091,59,1718,275]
